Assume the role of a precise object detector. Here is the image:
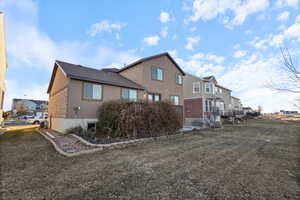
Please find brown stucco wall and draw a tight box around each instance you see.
[48,67,70,118]
[184,98,203,118]
[67,79,144,118]
[120,55,184,105]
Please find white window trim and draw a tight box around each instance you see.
[193,82,201,93]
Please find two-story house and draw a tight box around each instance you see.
[231,96,243,114]
[183,74,232,126]
[47,52,185,132]
[0,13,7,126]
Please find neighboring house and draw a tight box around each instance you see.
[231,96,243,114]
[47,52,185,132]
[12,99,48,116]
[0,13,7,126]
[243,107,253,115]
[183,74,232,126]
[279,110,299,115]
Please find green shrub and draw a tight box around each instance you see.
[96,100,181,138]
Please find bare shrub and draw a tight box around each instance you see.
[96,100,181,139]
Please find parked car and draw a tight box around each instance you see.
[27,115,48,124]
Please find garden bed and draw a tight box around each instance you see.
[74,131,183,145]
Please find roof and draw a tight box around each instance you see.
[202,76,214,80]
[118,52,185,75]
[231,96,240,100]
[101,68,119,72]
[216,84,231,91]
[47,61,145,93]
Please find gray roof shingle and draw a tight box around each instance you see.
[47,61,145,93]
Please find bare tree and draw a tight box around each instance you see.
[272,48,300,93]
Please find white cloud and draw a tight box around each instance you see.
[185,36,200,51]
[187,0,270,26]
[2,0,140,110]
[87,20,126,37]
[248,36,269,50]
[296,14,300,22]
[159,11,170,23]
[233,50,247,58]
[218,54,299,112]
[276,0,299,8]
[277,11,290,21]
[142,35,160,46]
[160,27,168,38]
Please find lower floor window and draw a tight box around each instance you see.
[170,95,179,105]
[205,100,212,112]
[87,122,96,132]
[122,89,137,101]
[148,93,161,102]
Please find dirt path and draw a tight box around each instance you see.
[0,120,299,200]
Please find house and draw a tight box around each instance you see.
[47,52,185,132]
[279,110,299,115]
[12,99,48,116]
[0,13,7,126]
[231,96,243,114]
[243,107,253,115]
[183,74,232,126]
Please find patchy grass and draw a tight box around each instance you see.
[0,120,299,200]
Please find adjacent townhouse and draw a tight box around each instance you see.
[0,13,7,126]
[47,52,185,132]
[183,74,232,126]
[231,96,243,114]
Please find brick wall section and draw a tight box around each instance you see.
[48,67,70,119]
[184,98,203,118]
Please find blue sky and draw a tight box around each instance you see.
[1,0,300,112]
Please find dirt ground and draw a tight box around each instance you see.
[1,119,299,200]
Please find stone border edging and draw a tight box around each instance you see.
[37,129,105,157]
[71,131,188,149]
[38,129,198,157]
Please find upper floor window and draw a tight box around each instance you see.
[83,83,102,100]
[193,82,201,93]
[170,95,180,105]
[122,89,137,101]
[148,93,161,102]
[205,83,214,94]
[176,74,183,85]
[151,67,164,81]
[218,88,222,93]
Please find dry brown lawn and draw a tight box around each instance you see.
[1,119,299,200]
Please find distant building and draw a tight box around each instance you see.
[0,13,7,126]
[279,110,299,115]
[243,107,253,115]
[12,99,48,116]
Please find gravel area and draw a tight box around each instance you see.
[0,119,299,200]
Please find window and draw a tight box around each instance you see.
[205,100,212,112]
[87,122,96,132]
[148,93,161,102]
[205,100,209,112]
[83,83,102,100]
[170,96,179,105]
[151,67,164,81]
[122,89,138,101]
[176,74,183,84]
[209,101,212,112]
[205,83,214,93]
[193,82,201,93]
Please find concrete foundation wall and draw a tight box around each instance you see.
[49,118,98,133]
